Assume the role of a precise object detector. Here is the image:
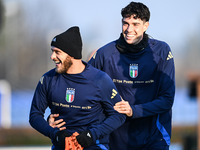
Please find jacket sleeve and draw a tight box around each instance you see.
[89,73,126,141]
[88,49,104,70]
[29,74,59,140]
[131,47,175,119]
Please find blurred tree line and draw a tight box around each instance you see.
[0,0,49,90]
[0,0,4,31]
[0,0,200,90]
[0,1,83,90]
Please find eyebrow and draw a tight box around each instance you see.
[51,48,56,52]
[122,20,141,25]
[51,49,60,53]
[122,20,128,24]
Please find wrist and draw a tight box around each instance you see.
[54,130,71,148]
[76,130,94,148]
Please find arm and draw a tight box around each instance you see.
[29,75,59,140]
[89,73,126,141]
[131,48,175,119]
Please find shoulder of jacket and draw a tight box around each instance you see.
[43,68,57,78]
[148,38,172,61]
[39,68,58,84]
[97,40,118,57]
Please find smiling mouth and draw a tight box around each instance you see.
[126,34,135,39]
[54,60,61,66]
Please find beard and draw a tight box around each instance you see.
[55,56,73,74]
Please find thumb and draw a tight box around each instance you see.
[120,96,124,101]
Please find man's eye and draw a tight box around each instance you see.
[123,23,128,26]
[55,51,61,54]
[134,23,139,26]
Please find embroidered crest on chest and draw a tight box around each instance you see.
[66,88,75,103]
[129,64,138,78]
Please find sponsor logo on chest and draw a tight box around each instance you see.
[129,64,138,78]
[66,88,75,103]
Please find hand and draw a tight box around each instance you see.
[55,130,71,148]
[48,114,66,130]
[114,99,133,117]
[65,132,83,150]
[76,130,93,148]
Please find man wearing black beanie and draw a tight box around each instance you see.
[51,26,82,59]
[50,26,84,74]
[29,26,126,150]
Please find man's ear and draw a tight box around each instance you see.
[143,21,149,32]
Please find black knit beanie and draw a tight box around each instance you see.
[51,26,82,59]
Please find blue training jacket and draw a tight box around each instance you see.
[29,62,126,150]
[88,38,175,150]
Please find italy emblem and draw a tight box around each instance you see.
[66,88,75,103]
[129,64,138,78]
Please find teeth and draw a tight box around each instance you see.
[54,61,60,64]
[127,35,135,37]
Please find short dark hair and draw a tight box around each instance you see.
[121,2,150,22]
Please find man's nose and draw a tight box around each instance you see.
[50,51,56,60]
[127,25,134,32]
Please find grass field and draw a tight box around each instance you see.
[0,146,51,150]
[0,145,183,150]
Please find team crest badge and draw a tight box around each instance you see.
[129,64,138,78]
[66,88,75,103]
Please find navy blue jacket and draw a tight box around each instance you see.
[89,38,175,150]
[29,62,126,150]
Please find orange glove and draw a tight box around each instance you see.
[65,132,83,150]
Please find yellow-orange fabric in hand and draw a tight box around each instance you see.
[65,132,83,150]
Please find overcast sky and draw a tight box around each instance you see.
[4,0,200,57]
